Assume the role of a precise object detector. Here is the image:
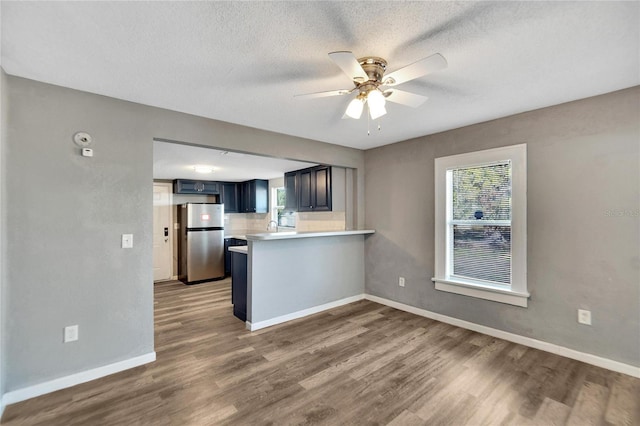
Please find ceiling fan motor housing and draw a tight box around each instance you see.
[357,57,387,84]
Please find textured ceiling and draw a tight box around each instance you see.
[2,1,639,150]
[153,141,315,181]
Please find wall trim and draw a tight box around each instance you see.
[365,294,640,378]
[246,294,366,331]
[3,352,156,406]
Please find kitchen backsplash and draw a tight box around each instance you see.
[224,213,270,232]
[295,211,346,231]
[225,211,345,233]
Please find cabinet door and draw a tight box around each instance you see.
[312,166,332,211]
[298,169,313,212]
[284,171,298,211]
[173,179,219,195]
[221,183,239,213]
[239,180,269,213]
[224,238,231,276]
[253,179,269,213]
[231,252,247,321]
[241,181,255,212]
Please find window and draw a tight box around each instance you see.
[271,187,295,228]
[433,144,528,307]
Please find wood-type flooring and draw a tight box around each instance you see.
[2,279,639,425]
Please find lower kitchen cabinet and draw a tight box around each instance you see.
[224,239,232,277]
[225,238,247,276]
[231,251,247,322]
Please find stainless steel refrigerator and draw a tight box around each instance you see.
[178,203,225,284]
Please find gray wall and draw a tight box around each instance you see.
[331,166,346,213]
[1,69,8,401]
[6,76,155,390]
[4,74,365,392]
[364,87,640,367]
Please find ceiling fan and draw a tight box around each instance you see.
[295,51,447,120]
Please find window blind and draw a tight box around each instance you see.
[450,162,512,285]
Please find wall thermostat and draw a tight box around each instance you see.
[81,148,94,157]
[73,132,93,147]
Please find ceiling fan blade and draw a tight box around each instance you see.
[383,89,428,108]
[328,51,369,83]
[383,53,447,86]
[294,89,351,99]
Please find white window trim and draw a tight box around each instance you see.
[271,187,284,223]
[432,144,529,307]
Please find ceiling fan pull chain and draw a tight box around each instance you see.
[367,108,371,136]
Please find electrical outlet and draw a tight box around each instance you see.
[399,277,405,287]
[64,325,79,343]
[578,309,592,325]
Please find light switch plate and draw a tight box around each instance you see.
[578,309,592,325]
[122,234,133,248]
[64,325,78,343]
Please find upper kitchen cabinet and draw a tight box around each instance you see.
[240,179,268,213]
[173,179,220,195]
[284,171,298,211]
[287,165,332,212]
[220,182,239,213]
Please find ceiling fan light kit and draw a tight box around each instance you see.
[367,89,387,120]
[345,97,364,119]
[295,51,447,128]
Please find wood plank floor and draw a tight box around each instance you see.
[3,279,639,425]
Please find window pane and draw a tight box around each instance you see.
[278,210,296,228]
[276,188,286,207]
[452,163,511,221]
[453,225,511,285]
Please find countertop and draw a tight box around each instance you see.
[246,229,375,241]
[228,246,248,254]
[225,229,286,240]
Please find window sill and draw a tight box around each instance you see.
[431,277,529,307]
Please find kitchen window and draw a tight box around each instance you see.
[272,187,295,228]
[432,144,529,307]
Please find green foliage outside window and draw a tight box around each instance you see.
[452,163,511,221]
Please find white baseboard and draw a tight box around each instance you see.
[365,294,640,378]
[3,352,156,406]
[246,294,366,331]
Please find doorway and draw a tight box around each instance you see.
[153,182,173,281]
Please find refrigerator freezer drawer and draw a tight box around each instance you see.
[186,229,225,283]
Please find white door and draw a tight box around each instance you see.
[153,183,172,281]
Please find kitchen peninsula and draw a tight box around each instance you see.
[229,230,375,331]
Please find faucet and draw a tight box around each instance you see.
[267,220,278,232]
